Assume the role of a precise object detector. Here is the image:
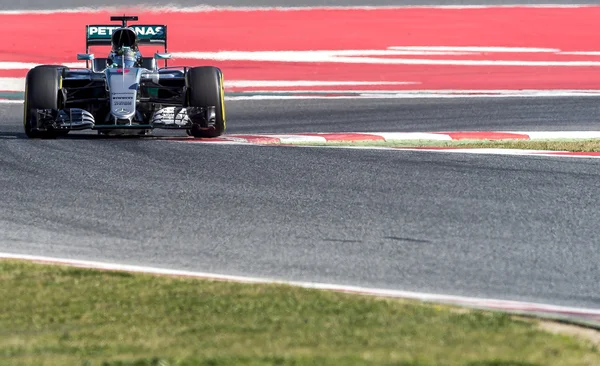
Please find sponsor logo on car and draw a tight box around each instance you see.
[87,26,165,39]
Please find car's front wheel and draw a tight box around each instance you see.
[23,65,64,138]
[185,66,226,138]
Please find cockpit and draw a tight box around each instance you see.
[110,47,138,68]
[108,28,141,68]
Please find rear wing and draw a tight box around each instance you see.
[85,24,168,52]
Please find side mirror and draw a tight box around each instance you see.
[77,53,95,61]
[154,52,172,60]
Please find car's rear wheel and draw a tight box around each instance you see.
[185,66,226,138]
[23,65,64,138]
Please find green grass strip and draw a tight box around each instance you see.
[1,259,599,366]
[287,139,600,152]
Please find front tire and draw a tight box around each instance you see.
[23,65,63,138]
[186,66,226,138]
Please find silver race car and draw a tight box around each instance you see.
[23,15,226,138]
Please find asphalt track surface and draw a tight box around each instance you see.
[1,97,600,310]
[2,0,600,10]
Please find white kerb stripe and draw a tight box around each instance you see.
[268,135,327,143]
[519,131,600,139]
[363,132,453,141]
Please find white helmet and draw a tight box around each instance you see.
[111,46,137,68]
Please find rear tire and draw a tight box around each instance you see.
[186,66,226,138]
[23,65,63,138]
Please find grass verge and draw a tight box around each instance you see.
[287,139,600,152]
[1,259,599,366]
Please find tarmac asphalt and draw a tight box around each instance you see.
[1,97,600,309]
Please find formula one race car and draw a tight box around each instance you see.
[23,15,225,138]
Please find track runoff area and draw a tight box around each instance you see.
[3,5,600,325]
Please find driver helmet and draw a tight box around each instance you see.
[111,46,137,68]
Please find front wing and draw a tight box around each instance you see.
[29,105,217,132]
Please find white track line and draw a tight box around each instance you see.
[560,51,600,56]
[0,77,24,91]
[389,46,562,53]
[0,62,84,70]
[1,252,599,323]
[172,51,600,67]
[226,80,418,87]
[223,91,600,100]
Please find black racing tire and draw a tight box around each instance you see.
[186,66,226,138]
[23,65,63,138]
